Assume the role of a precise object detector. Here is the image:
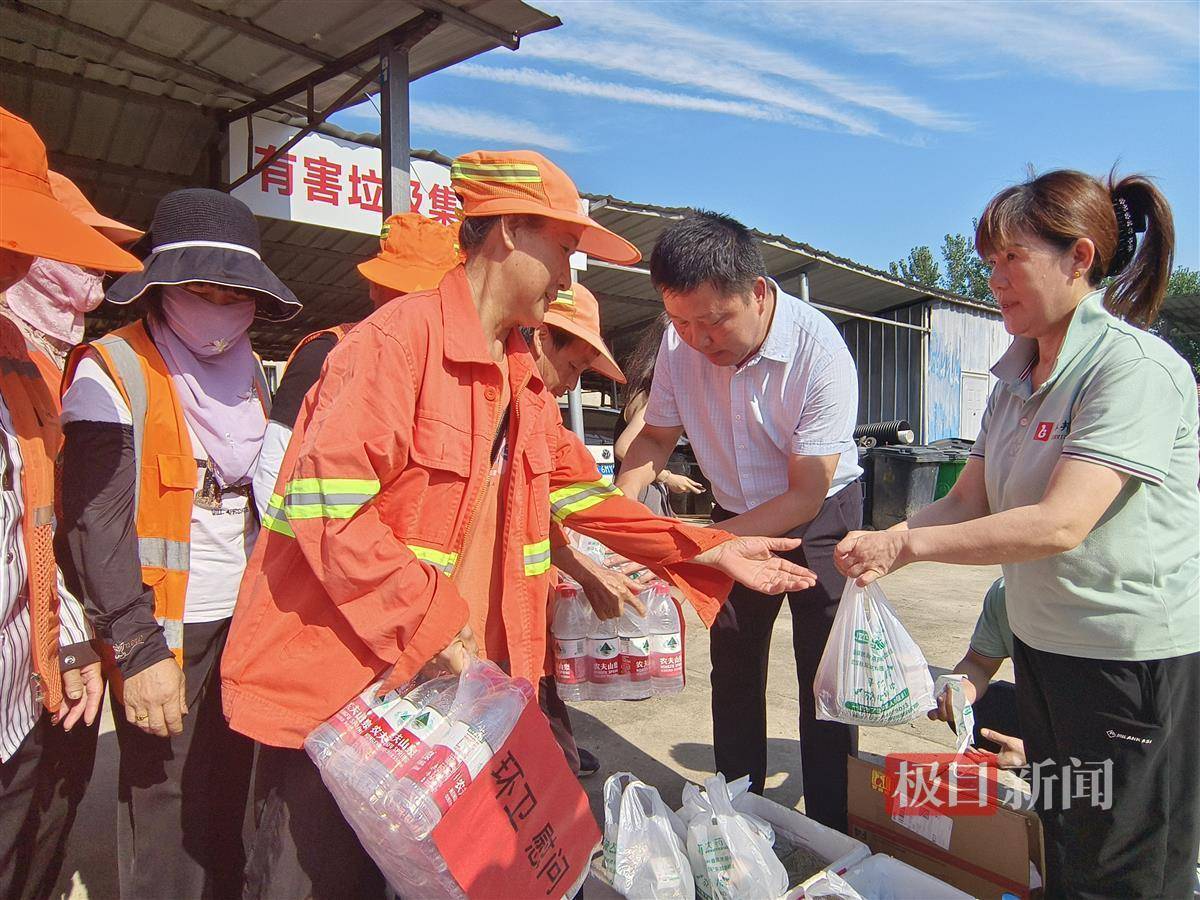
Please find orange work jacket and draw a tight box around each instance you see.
[221,266,736,749]
[0,314,66,713]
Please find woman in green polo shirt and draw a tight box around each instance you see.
[836,168,1198,899]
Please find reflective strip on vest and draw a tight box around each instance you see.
[407,544,458,575]
[157,616,184,653]
[97,334,149,517]
[138,537,190,572]
[549,480,622,522]
[523,539,552,576]
[262,493,295,538]
[449,161,542,184]
[280,477,381,520]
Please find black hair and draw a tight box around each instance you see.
[649,209,766,297]
[621,312,669,405]
[519,324,575,351]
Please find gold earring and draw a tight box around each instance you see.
[1073,270,1082,279]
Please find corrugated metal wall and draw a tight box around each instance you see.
[925,302,1010,441]
[838,304,927,441]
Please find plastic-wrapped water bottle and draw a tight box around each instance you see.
[617,600,652,700]
[551,581,592,702]
[587,610,623,700]
[647,583,685,694]
[387,677,534,839]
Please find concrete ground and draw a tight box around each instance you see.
[53,562,1004,899]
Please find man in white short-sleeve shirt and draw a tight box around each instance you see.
[616,210,863,832]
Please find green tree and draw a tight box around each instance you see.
[940,230,992,302]
[1166,266,1200,297]
[888,246,942,288]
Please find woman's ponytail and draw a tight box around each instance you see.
[1105,173,1174,328]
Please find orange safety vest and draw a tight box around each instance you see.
[284,323,352,370]
[62,320,271,667]
[0,314,66,713]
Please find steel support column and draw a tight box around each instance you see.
[379,41,411,216]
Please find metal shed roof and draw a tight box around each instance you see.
[1,0,560,116]
[1160,292,1200,339]
[0,0,559,355]
[577,195,996,361]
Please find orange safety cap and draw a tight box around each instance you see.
[356,212,461,293]
[450,150,640,266]
[0,107,141,272]
[48,171,144,247]
[543,282,625,383]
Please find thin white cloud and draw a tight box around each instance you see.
[734,0,1198,90]
[537,0,968,132]
[342,101,578,152]
[447,63,803,124]
[517,36,881,136]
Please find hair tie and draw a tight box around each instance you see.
[1107,196,1146,277]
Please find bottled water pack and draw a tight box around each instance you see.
[306,660,534,899]
[551,579,685,701]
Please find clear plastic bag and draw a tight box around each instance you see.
[685,774,787,900]
[814,580,936,727]
[611,780,695,900]
[804,869,866,900]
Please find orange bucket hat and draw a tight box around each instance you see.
[450,150,640,266]
[0,107,140,271]
[356,212,461,293]
[48,171,143,247]
[543,282,625,383]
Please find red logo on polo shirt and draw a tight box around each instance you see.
[1034,422,1054,442]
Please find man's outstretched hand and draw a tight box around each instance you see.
[694,536,817,594]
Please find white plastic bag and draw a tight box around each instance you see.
[602,772,637,881]
[814,580,935,727]
[612,780,695,899]
[679,776,775,847]
[685,774,787,900]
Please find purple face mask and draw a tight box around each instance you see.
[160,284,255,357]
[152,284,265,486]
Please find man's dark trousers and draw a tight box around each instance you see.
[710,481,861,832]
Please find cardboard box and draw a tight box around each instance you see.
[846,753,1045,899]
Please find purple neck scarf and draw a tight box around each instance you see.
[151,286,265,487]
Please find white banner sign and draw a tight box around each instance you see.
[226,117,459,236]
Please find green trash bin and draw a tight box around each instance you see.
[930,440,975,501]
[933,453,967,499]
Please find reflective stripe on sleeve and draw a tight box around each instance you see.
[549,480,623,522]
[262,493,295,538]
[281,477,380,520]
[407,544,458,576]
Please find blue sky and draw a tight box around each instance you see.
[332,0,1200,276]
